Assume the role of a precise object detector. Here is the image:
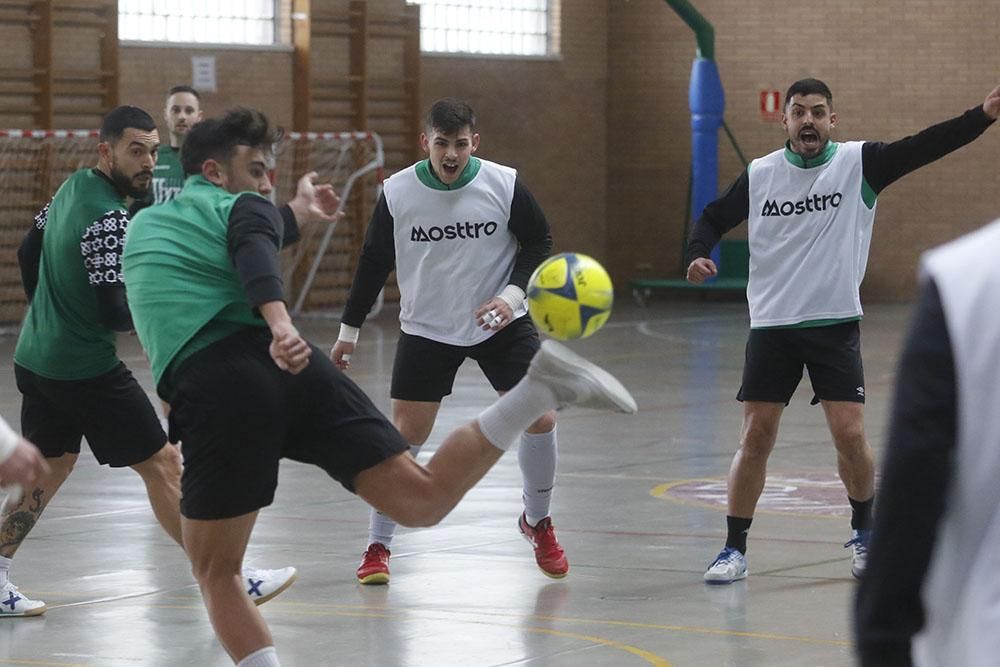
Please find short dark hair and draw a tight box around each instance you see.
[425,98,476,134]
[100,105,157,144]
[784,78,833,110]
[181,107,283,176]
[168,85,201,100]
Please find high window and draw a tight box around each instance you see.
[407,0,557,57]
[119,0,278,46]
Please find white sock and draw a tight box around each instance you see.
[518,426,557,527]
[0,555,10,587]
[478,377,559,450]
[237,646,280,667]
[368,444,422,548]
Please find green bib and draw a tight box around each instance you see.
[15,169,127,379]
[123,176,267,386]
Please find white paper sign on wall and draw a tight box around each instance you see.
[192,56,217,93]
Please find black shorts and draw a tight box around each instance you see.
[168,328,409,520]
[391,315,541,402]
[737,320,865,405]
[15,363,166,467]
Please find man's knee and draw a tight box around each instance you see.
[833,423,868,455]
[132,443,181,484]
[355,457,450,528]
[391,493,449,528]
[740,415,780,457]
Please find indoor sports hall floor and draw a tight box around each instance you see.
[0,298,912,666]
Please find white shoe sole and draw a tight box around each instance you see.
[535,340,638,414]
[0,603,46,618]
[704,570,748,585]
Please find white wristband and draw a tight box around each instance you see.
[497,284,526,313]
[338,323,360,344]
[0,416,19,464]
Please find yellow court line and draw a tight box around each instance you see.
[650,477,850,521]
[129,597,847,650]
[113,602,672,666]
[0,660,84,667]
[522,626,672,666]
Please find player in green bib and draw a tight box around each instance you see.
[4,106,295,618]
[130,85,202,216]
[122,107,635,666]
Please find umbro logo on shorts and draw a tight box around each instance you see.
[410,221,498,242]
[856,386,865,397]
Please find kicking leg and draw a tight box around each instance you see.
[355,340,635,528]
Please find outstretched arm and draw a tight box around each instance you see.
[280,171,344,247]
[862,85,998,194]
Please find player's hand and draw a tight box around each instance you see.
[288,171,344,225]
[0,439,49,492]
[686,257,718,284]
[474,297,514,331]
[983,85,1000,120]
[330,340,355,370]
[269,322,312,374]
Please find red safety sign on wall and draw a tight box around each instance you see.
[760,90,782,122]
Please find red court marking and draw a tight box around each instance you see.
[660,473,851,517]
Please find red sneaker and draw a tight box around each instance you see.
[518,513,569,579]
[356,543,391,585]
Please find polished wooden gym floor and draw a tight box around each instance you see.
[0,298,911,666]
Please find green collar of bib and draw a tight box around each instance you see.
[783,140,838,168]
[416,157,481,190]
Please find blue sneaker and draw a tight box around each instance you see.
[704,547,748,584]
[844,529,870,579]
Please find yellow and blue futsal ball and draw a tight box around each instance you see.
[527,252,613,340]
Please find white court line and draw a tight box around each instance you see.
[40,507,149,522]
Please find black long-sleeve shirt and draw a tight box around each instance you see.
[227,195,301,307]
[854,279,957,666]
[686,105,995,264]
[341,177,552,328]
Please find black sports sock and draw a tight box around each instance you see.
[725,515,753,554]
[849,496,874,531]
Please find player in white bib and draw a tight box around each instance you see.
[332,98,568,584]
[687,78,1000,584]
[856,218,1000,666]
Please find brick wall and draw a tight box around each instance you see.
[4,1,997,303]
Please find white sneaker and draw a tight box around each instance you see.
[529,340,638,414]
[845,529,870,579]
[0,581,46,617]
[704,547,748,584]
[243,566,298,605]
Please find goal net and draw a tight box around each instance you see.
[0,129,385,328]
